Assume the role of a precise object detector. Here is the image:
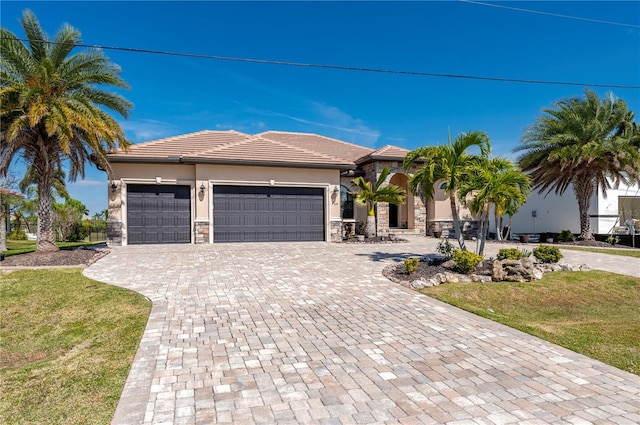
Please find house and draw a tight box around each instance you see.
[107,130,469,245]
[505,180,640,236]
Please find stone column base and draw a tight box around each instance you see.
[106,220,122,246]
[195,221,210,244]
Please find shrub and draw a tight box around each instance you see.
[436,238,458,258]
[497,248,523,260]
[496,248,531,260]
[557,229,575,242]
[533,245,563,263]
[452,250,483,274]
[67,220,91,242]
[8,229,27,240]
[404,258,420,274]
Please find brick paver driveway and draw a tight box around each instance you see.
[83,238,640,424]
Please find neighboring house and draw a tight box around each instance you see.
[505,180,640,236]
[107,130,466,245]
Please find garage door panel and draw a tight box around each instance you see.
[127,185,191,244]
[213,186,324,242]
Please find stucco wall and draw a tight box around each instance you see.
[108,162,342,244]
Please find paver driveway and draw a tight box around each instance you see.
[83,238,640,425]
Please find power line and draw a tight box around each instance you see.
[3,36,639,89]
[460,0,640,29]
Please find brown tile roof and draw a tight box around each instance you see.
[258,131,373,163]
[109,130,409,169]
[355,144,410,164]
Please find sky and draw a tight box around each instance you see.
[2,1,639,215]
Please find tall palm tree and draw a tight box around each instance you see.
[20,166,71,202]
[404,130,490,250]
[516,89,640,240]
[0,10,132,251]
[457,157,531,255]
[351,167,406,238]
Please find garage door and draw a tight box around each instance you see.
[127,185,191,244]
[213,186,325,242]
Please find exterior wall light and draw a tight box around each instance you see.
[333,186,340,196]
[199,183,206,194]
[111,182,117,193]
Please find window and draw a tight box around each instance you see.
[439,182,448,190]
[341,186,354,219]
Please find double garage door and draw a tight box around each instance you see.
[126,184,325,244]
[213,186,325,242]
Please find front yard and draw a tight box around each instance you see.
[0,269,151,424]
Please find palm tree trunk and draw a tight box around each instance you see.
[574,179,594,240]
[494,211,502,241]
[450,193,467,250]
[475,212,484,255]
[36,157,58,252]
[479,208,490,256]
[366,214,376,238]
[0,193,7,252]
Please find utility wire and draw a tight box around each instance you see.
[460,0,640,29]
[3,36,639,89]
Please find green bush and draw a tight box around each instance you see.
[452,250,483,274]
[533,245,563,263]
[67,220,91,242]
[436,238,458,258]
[497,248,522,260]
[496,248,531,260]
[557,229,575,242]
[404,258,420,274]
[8,229,27,240]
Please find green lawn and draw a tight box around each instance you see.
[559,246,640,258]
[0,269,151,424]
[420,271,640,375]
[2,240,105,257]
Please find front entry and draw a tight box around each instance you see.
[389,204,398,228]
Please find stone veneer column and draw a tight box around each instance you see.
[106,219,122,246]
[330,220,343,242]
[194,221,210,244]
[414,196,427,235]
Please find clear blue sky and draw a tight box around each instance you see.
[3,1,639,215]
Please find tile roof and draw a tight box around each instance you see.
[109,130,409,169]
[355,144,410,164]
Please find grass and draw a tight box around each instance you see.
[559,246,640,258]
[2,240,105,257]
[0,269,151,424]
[420,271,640,375]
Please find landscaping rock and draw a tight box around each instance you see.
[491,258,540,282]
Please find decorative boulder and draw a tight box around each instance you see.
[491,259,541,282]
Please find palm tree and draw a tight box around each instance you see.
[0,10,132,251]
[351,167,406,238]
[20,166,71,202]
[516,89,640,240]
[457,157,531,255]
[404,130,490,250]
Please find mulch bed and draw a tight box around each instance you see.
[1,246,109,267]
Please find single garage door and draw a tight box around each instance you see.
[213,186,325,242]
[127,184,191,244]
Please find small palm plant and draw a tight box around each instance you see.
[351,167,406,238]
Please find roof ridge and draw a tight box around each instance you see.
[258,130,374,153]
[197,132,254,155]
[257,135,353,164]
[125,130,248,149]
